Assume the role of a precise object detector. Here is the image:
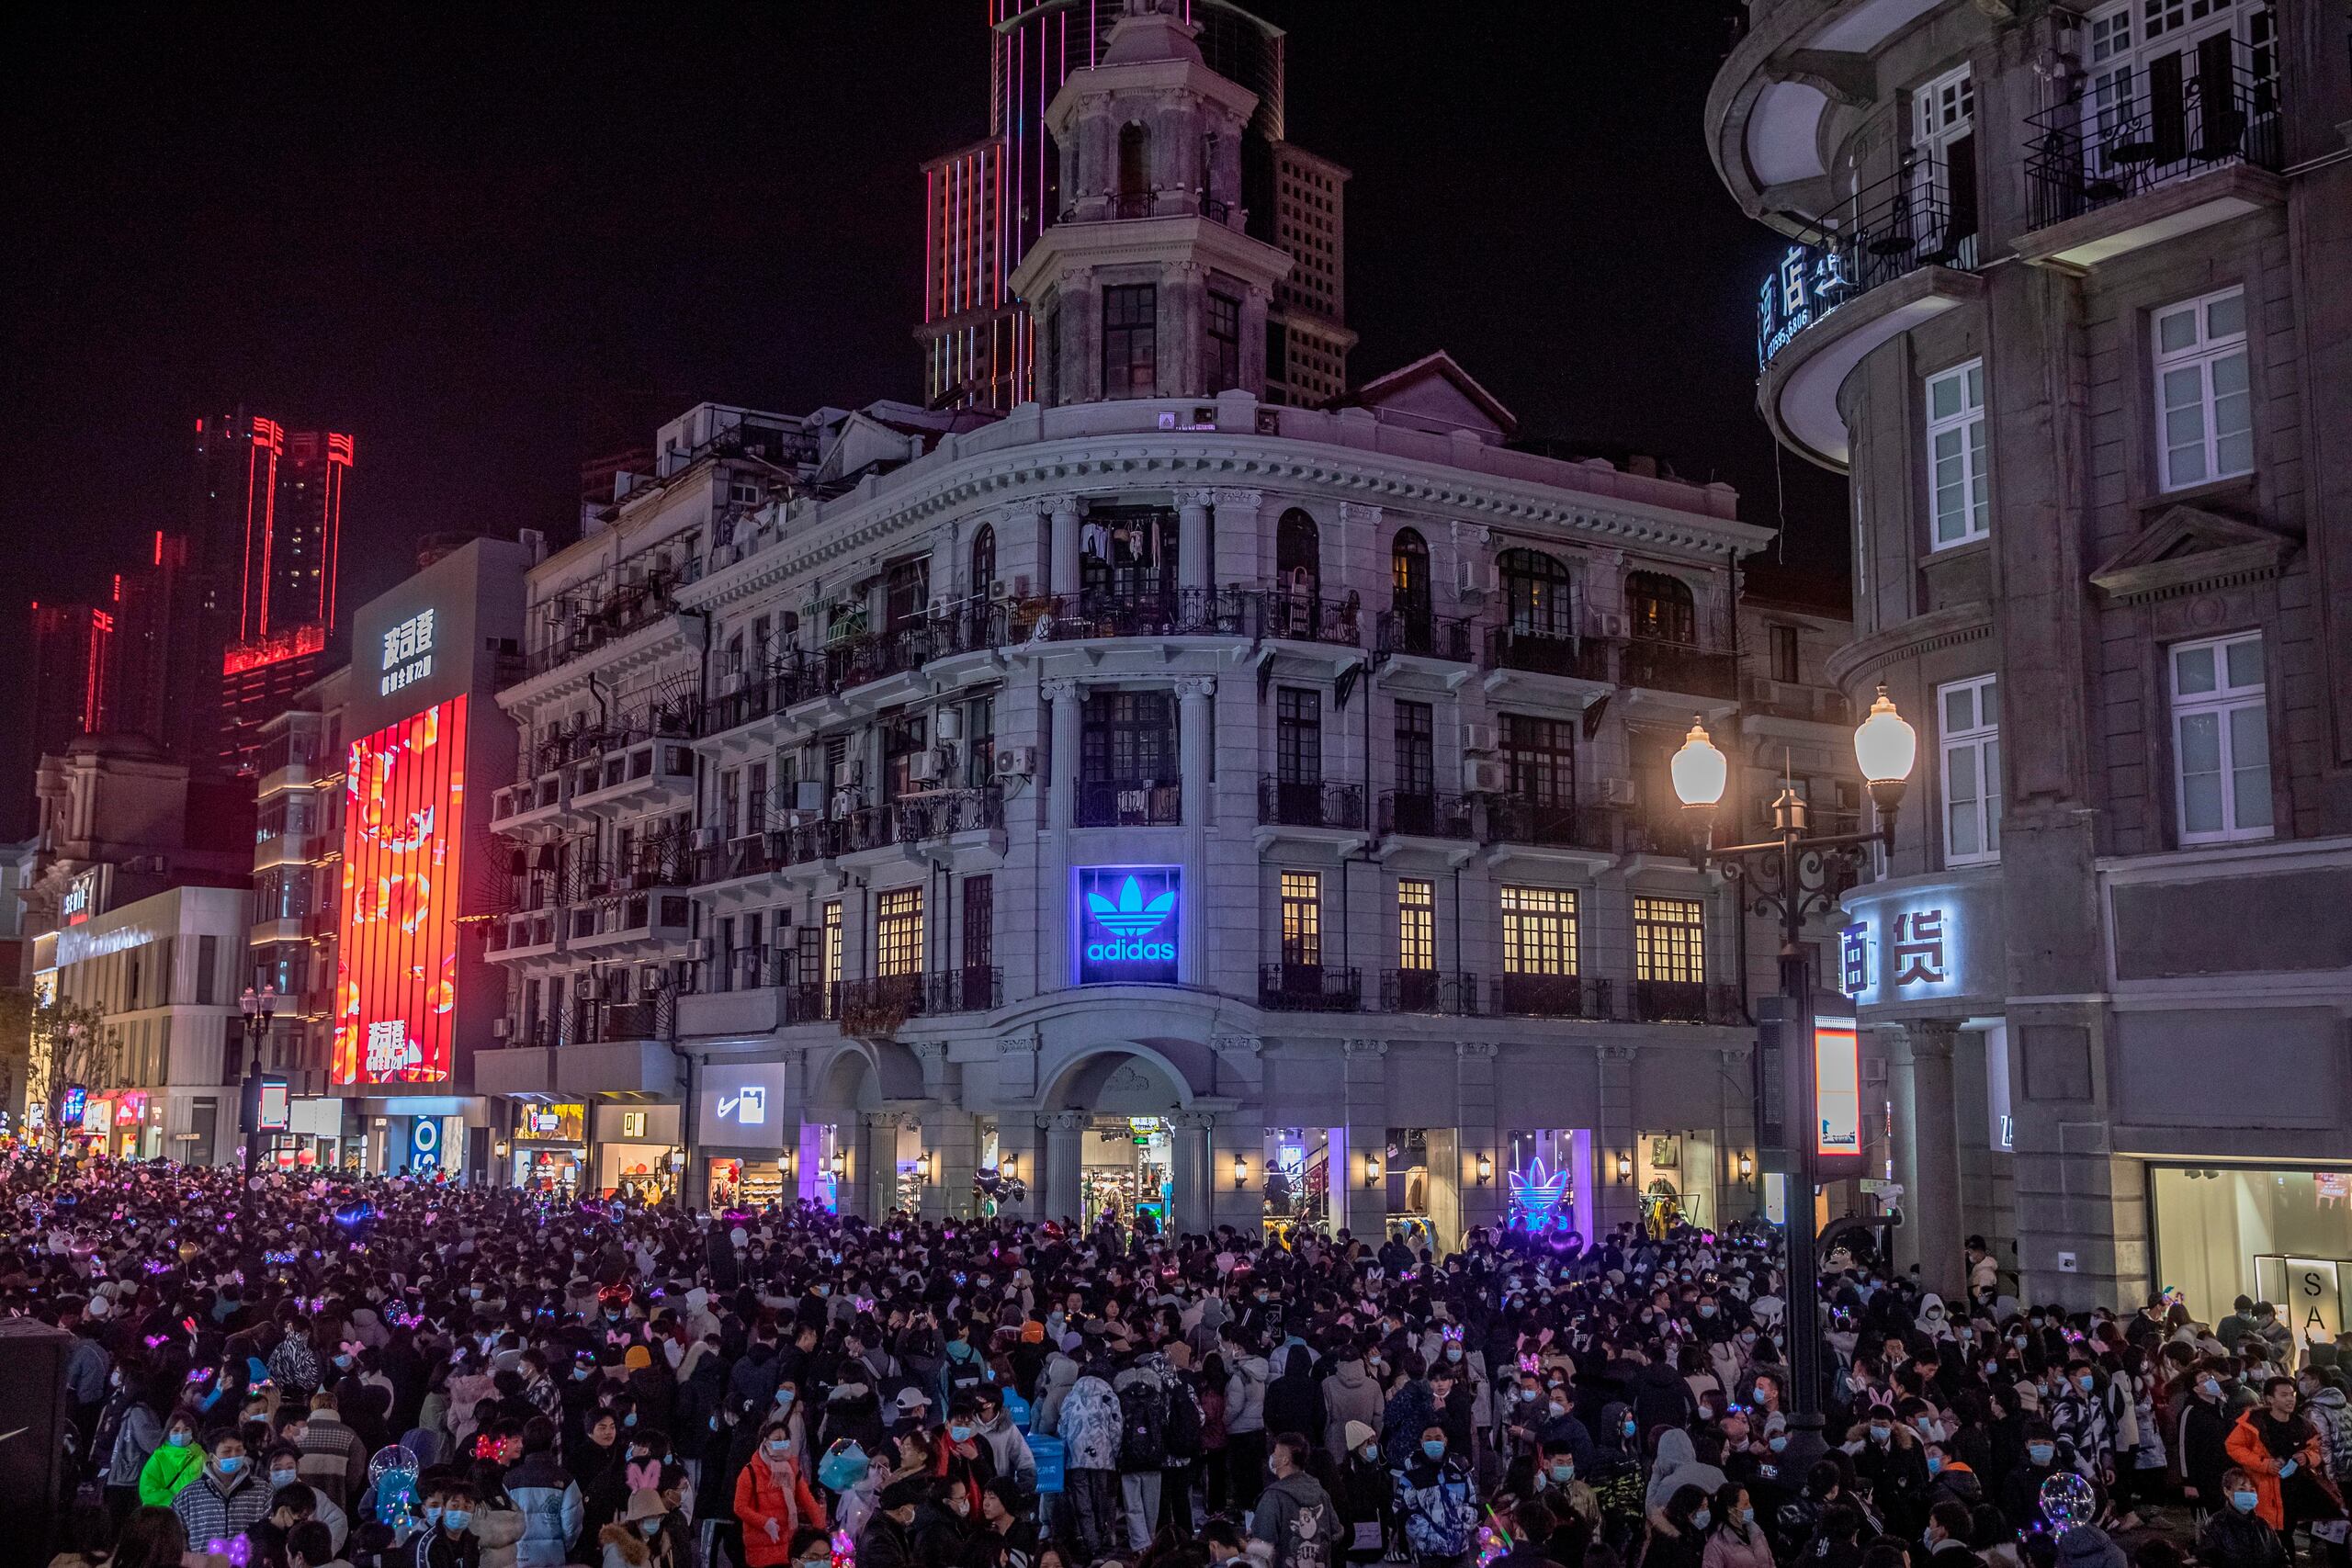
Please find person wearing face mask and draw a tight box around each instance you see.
[1917,1499,1981,1568]
[1329,1419,1392,1562]
[295,1389,368,1512]
[600,1489,673,1568]
[1996,1422,2080,1533]
[266,1459,349,1553]
[734,1420,826,1568]
[1528,1440,1600,1530]
[171,1430,272,1550]
[107,1374,172,1521]
[1701,1483,1773,1568]
[1391,1425,1476,1568]
[505,1416,585,1568]
[1648,1484,1713,1568]
[2198,1467,2289,1568]
[1648,1428,1730,1518]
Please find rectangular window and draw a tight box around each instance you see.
[1397,879,1435,972]
[1500,886,1577,976]
[821,900,843,1008]
[747,761,768,834]
[1080,690,1177,783]
[876,888,923,977]
[1275,687,1321,784]
[1770,625,1801,684]
[2154,287,2252,491]
[962,875,994,969]
[196,934,218,1006]
[1910,62,1978,244]
[1395,701,1434,797]
[1207,291,1242,393]
[1501,713,1576,807]
[1633,896,1706,983]
[1102,284,1159,398]
[2171,631,2271,842]
[1939,674,2003,866]
[720,769,741,840]
[1279,871,1321,968]
[1926,360,1990,547]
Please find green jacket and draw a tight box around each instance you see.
[138,1441,205,1507]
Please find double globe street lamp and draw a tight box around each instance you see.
[1667,682,1917,1429]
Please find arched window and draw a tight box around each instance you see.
[1390,527,1430,611]
[1276,509,1321,600]
[1626,570,1697,645]
[1499,548,1573,637]
[1118,123,1149,202]
[969,524,997,596]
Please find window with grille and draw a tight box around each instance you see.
[1103,284,1158,398]
[876,888,923,978]
[1627,572,1698,645]
[1276,688,1321,784]
[1395,701,1434,796]
[1501,886,1577,976]
[2154,288,2252,490]
[1634,897,1706,982]
[1939,674,2002,865]
[1500,549,1572,637]
[1397,879,1435,971]
[1280,872,1321,967]
[1926,360,1990,547]
[962,875,993,969]
[2170,631,2271,842]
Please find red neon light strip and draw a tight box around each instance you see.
[258,441,280,634]
[240,442,260,641]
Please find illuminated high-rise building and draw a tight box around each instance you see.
[26,602,110,764]
[919,0,1352,411]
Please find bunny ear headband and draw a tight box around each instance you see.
[340,1340,366,1357]
[627,1461,660,1491]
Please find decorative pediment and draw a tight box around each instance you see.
[2089,504,2295,604]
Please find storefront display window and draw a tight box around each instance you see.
[1083,1116,1170,1228]
[1381,1127,1436,1246]
[1263,1127,1329,1235]
[2153,1165,2352,1345]
[1509,1129,1589,1236]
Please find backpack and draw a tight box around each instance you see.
[1119,1380,1169,1471]
[1163,1382,1203,1460]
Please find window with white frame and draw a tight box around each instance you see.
[1938,675,2002,865]
[2079,1,2278,187]
[2154,288,2251,490]
[2170,632,2271,842]
[1926,360,1989,547]
[1910,64,1978,248]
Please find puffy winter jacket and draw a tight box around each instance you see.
[1320,1359,1383,1462]
[1224,1354,1270,1436]
[1060,1373,1124,1471]
[734,1454,827,1568]
[503,1451,585,1568]
[138,1440,205,1507]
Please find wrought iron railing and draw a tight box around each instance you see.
[1378,791,1476,840]
[1491,973,1612,1020]
[1074,780,1182,828]
[1620,639,1739,698]
[1259,777,1365,830]
[1379,969,1481,1016]
[1481,798,1622,853]
[1755,152,1982,368]
[1259,964,1363,1012]
[1630,979,1746,1025]
[1375,609,1476,663]
[1486,626,1613,682]
[2024,43,2281,231]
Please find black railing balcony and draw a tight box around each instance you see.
[1259,964,1363,1012]
[1200,191,1235,224]
[1378,790,1476,840]
[1482,797,1621,852]
[1074,780,1182,828]
[1755,152,1983,368]
[930,966,1002,1014]
[697,945,793,995]
[1492,973,1612,1021]
[1486,625,1613,682]
[1380,969,1481,1016]
[820,624,933,694]
[1041,585,1260,640]
[573,993,677,1044]
[781,983,835,1025]
[1261,591,1360,647]
[2025,43,2281,231]
[1110,192,1155,219]
[1259,776,1365,830]
[891,786,1004,842]
[1632,979,1746,1025]
[1375,609,1476,663]
[1620,639,1739,698]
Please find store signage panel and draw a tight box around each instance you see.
[698,1065,790,1150]
[258,1080,290,1132]
[1074,865,1181,985]
[334,695,467,1086]
[379,607,436,697]
[2256,1255,2347,1357]
[1815,1016,1862,1161]
[1839,889,1981,1009]
[410,1117,442,1174]
[515,1103,585,1144]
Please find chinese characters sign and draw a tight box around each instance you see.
[1075,865,1181,985]
[379,608,436,697]
[334,696,467,1086]
[1839,901,1965,1006]
[1757,244,1857,367]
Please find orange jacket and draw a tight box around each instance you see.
[2223,1409,2329,1529]
[733,1455,828,1568]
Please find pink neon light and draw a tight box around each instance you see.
[240,443,260,640]
[258,438,280,635]
[923,168,934,323]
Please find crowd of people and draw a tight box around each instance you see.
[10,1152,2351,1568]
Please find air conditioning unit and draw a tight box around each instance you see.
[1464,758,1509,795]
[994,745,1036,778]
[491,1018,512,1040]
[1462,722,1498,754]
[929,596,950,618]
[1457,558,1498,597]
[832,760,864,790]
[572,973,594,999]
[989,580,1011,602]
[639,968,664,997]
[907,750,943,784]
[934,710,964,742]
[686,938,709,962]
[693,827,720,850]
[1600,777,1639,807]
[793,781,826,811]
[722,670,747,695]
[1589,610,1630,641]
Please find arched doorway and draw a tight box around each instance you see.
[1038,1046,1193,1232]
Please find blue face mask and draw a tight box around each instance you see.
[1691,1511,1712,1531]
[949,1426,974,1443]
[1421,1439,1446,1460]
[1549,1463,1573,1483]
[424,1506,445,1527]
[1768,1435,1789,1453]
[1928,1456,1943,1475]
[445,1511,472,1533]
[1623,1420,1637,1438]
[2233,1492,2260,1514]
[215,1455,243,1474]
[2028,1443,2055,1466]
[624,1414,638,1427]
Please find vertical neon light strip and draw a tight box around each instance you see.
[923,168,934,324]
[334,695,467,1087]
[240,441,260,640]
[322,434,352,628]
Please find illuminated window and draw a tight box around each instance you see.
[1939,674,2002,865]
[2170,631,2271,843]
[1397,879,1435,972]
[2154,288,2252,490]
[1926,360,1990,547]
[1633,897,1705,983]
[1279,872,1321,968]
[876,889,922,978]
[1500,886,1577,976]
[821,899,843,997]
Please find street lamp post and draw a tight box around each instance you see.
[238,984,277,1180]
[1669,682,1917,1431]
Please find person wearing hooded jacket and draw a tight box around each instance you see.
[504,1419,585,1568]
[1224,1335,1272,1509]
[734,1422,827,1568]
[1321,1348,1385,1465]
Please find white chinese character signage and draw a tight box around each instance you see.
[1757,245,1857,367]
[379,607,436,696]
[1838,899,1967,1007]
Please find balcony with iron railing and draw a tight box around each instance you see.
[1619,638,1740,700]
[2023,41,2282,236]
[1374,609,1476,664]
[1041,585,1258,641]
[1378,790,1476,840]
[1074,780,1182,829]
[694,789,1004,884]
[1379,969,1481,1016]
[1490,972,1613,1021]
[1261,591,1361,648]
[524,568,685,679]
[833,968,1004,1034]
[1486,625,1613,682]
[1754,152,1982,375]
[1258,777,1365,831]
[1259,964,1363,1012]
[1481,797,1623,854]
[1630,979,1746,1025]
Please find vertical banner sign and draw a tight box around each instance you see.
[410,1118,442,1175]
[1074,865,1182,985]
[1815,1016,1862,1159]
[334,695,468,1085]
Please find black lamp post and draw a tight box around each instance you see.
[1668,683,1917,1432]
[238,984,277,1179]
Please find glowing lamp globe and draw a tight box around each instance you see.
[2039,1471,2097,1532]
[1668,718,1729,808]
[1853,684,1917,786]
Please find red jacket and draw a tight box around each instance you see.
[2224,1409,2338,1530]
[733,1455,827,1568]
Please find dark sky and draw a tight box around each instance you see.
[0,2,1846,829]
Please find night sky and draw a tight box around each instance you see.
[0,3,1846,834]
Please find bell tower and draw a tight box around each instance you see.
[1009,0,1293,407]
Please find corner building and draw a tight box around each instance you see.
[1712,0,2352,1311]
[481,2,1855,1243]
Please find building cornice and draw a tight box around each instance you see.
[1824,602,1994,692]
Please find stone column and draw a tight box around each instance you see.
[862,1111,903,1223]
[1044,1110,1089,1227]
[1176,491,1214,596]
[1597,1043,1640,1237]
[1171,1111,1216,1236]
[1048,495,1084,604]
[1342,1039,1389,1241]
[1455,1043,1505,1237]
[1896,1020,1966,1301]
[1046,676,1081,988]
[1176,675,1215,984]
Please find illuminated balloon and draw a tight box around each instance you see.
[2039,1471,2097,1532]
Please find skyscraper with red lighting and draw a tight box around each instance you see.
[26,602,111,766]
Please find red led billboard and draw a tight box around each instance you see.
[334,695,467,1086]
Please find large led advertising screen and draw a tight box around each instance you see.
[334,695,468,1086]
